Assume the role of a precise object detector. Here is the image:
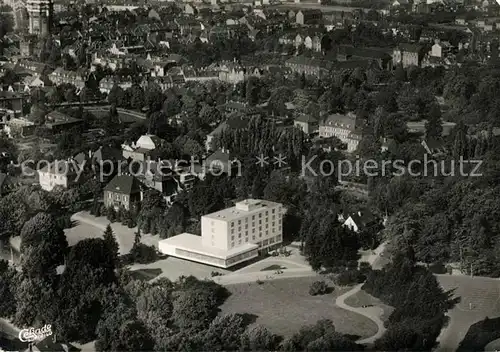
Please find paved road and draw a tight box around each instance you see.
[335,284,387,345]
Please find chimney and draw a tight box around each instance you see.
[358,211,361,216]
[88,149,92,159]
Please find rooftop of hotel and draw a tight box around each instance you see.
[159,233,258,259]
[203,199,282,221]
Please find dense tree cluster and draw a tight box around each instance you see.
[364,250,458,350]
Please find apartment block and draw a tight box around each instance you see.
[158,199,284,268]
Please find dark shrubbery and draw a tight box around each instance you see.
[309,281,330,296]
[457,317,500,352]
[333,269,367,286]
[122,244,158,265]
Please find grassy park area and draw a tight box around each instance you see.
[220,277,378,339]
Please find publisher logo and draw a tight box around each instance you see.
[18,324,52,342]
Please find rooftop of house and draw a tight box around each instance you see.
[397,43,424,53]
[135,134,163,150]
[93,145,123,163]
[104,174,142,195]
[320,112,358,129]
[38,160,81,175]
[340,207,377,227]
[337,45,392,60]
[45,111,82,127]
[286,56,333,69]
[208,115,250,137]
[295,114,318,124]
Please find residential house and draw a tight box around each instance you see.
[392,0,410,9]
[342,209,378,232]
[430,40,452,58]
[319,112,363,152]
[206,113,251,151]
[23,75,44,89]
[122,134,164,161]
[100,76,133,94]
[49,68,86,89]
[204,148,241,175]
[337,45,393,70]
[294,114,318,134]
[16,60,48,76]
[185,3,196,15]
[103,174,142,210]
[455,15,467,25]
[91,145,123,182]
[393,43,425,67]
[312,35,322,52]
[44,111,83,133]
[183,67,219,82]
[295,33,304,48]
[279,33,295,45]
[0,91,25,116]
[285,56,332,77]
[296,10,322,25]
[209,25,236,41]
[223,100,261,118]
[421,138,448,155]
[38,159,83,191]
[19,35,36,56]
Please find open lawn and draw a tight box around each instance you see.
[220,277,378,339]
[344,289,394,322]
[436,275,500,352]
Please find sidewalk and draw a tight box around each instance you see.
[335,284,386,344]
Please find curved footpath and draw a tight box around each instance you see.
[335,284,387,345]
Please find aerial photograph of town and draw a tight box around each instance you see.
[0,0,499,350]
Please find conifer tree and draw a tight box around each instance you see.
[103,224,119,264]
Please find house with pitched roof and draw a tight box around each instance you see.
[319,112,363,152]
[44,111,83,133]
[341,208,379,232]
[393,43,426,67]
[294,114,318,134]
[104,174,142,210]
[37,159,84,191]
[296,9,322,25]
[285,56,332,77]
[205,114,251,151]
[48,68,86,89]
[204,148,241,175]
[122,134,164,161]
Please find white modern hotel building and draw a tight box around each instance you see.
[158,199,284,268]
